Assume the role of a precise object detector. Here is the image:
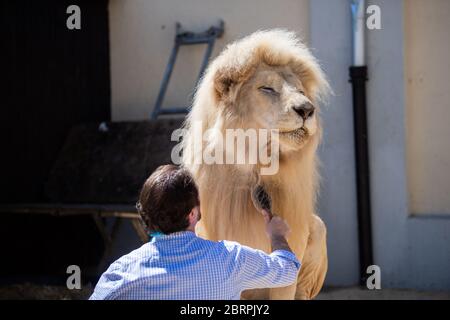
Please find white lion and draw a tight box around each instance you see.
[182,30,330,299]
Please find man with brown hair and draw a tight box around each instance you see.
[90,164,300,300]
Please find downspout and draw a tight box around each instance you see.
[350,0,374,286]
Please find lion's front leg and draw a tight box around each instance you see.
[269,283,297,300]
[295,214,328,300]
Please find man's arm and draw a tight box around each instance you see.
[270,234,292,252]
[228,242,300,291]
[264,210,293,253]
[228,210,300,290]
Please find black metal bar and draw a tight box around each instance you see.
[197,39,215,84]
[151,21,224,119]
[349,65,374,286]
[151,42,180,119]
[157,108,192,115]
[178,37,218,45]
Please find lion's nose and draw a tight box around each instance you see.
[293,102,315,120]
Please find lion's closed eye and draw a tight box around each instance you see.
[259,86,279,96]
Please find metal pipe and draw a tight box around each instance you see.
[349,65,374,286]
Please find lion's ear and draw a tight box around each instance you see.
[213,68,236,100]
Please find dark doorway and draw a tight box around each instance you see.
[0,0,110,281]
[1,0,110,203]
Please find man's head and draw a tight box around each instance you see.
[137,164,201,234]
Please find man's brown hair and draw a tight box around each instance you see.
[136,164,200,234]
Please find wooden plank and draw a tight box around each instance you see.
[0,203,137,215]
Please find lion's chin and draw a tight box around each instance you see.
[279,127,310,151]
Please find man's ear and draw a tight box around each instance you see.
[187,208,196,224]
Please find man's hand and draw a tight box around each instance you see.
[262,210,290,238]
[262,210,293,253]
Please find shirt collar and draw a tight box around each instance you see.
[149,230,196,243]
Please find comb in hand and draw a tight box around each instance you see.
[251,185,273,220]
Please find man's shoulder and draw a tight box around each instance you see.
[219,239,241,249]
[217,240,249,255]
[191,235,242,253]
[109,242,153,268]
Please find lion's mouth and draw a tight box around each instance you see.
[280,127,309,140]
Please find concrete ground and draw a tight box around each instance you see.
[1,283,449,300]
[316,286,450,300]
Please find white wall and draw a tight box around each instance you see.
[310,0,360,287]
[366,0,450,290]
[404,0,450,215]
[109,0,309,121]
[312,0,450,290]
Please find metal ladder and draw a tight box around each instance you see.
[151,20,225,119]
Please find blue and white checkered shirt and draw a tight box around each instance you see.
[89,231,300,300]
